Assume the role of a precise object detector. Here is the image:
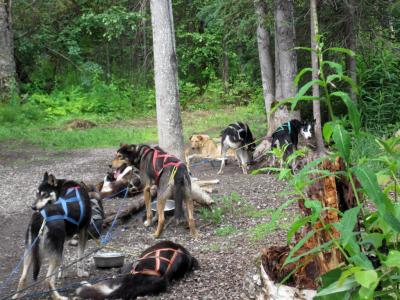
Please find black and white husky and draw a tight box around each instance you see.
[13,172,91,300]
[218,122,255,174]
[76,240,198,300]
[271,119,315,160]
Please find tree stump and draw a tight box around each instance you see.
[260,157,359,297]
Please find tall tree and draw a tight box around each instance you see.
[272,0,300,131]
[310,0,325,153]
[0,0,16,102]
[150,0,184,160]
[344,0,357,102]
[254,0,275,131]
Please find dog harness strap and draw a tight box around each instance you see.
[131,248,182,277]
[40,187,84,226]
[274,122,291,135]
[147,148,182,185]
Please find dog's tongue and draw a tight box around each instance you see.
[114,169,121,179]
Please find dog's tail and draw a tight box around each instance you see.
[174,165,191,220]
[76,279,122,300]
[30,214,43,281]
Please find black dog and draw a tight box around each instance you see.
[76,241,199,299]
[112,144,196,237]
[218,122,255,174]
[13,172,91,300]
[271,119,315,160]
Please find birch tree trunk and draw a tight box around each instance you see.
[150,0,184,161]
[272,0,300,132]
[310,0,325,153]
[344,0,357,103]
[254,0,275,132]
[0,0,17,102]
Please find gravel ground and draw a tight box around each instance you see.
[0,144,294,300]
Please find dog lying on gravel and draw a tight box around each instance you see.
[185,134,236,170]
[76,240,199,300]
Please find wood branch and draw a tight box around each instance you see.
[103,197,145,227]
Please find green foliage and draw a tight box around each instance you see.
[199,192,241,225]
[215,225,237,236]
[272,42,400,299]
[358,40,400,134]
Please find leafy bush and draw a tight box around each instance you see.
[358,40,400,135]
[271,40,400,299]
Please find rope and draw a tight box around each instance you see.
[234,136,264,152]
[0,220,46,295]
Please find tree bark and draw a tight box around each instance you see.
[254,0,275,131]
[310,0,325,153]
[344,0,357,103]
[0,0,17,102]
[272,0,300,132]
[150,0,185,160]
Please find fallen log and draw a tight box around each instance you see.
[103,197,145,226]
[260,157,359,297]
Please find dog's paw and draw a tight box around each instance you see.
[152,232,161,238]
[77,270,89,278]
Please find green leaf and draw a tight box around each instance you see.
[353,167,400,232]
[323,121,336,143]
[324,47,355,57]
[294,46,313,52]
[296,79,325,99]
[330,91,361,134]
[316,277,358,297]
[384,250,400,268]
[287,216,311,244]
[335,206,360,245]
[323,61,343,75]
[332,124,351,163]
[360,232,384,249]
[294,67,313,86]
[354,270,378,288]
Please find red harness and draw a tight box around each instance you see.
[143,147,183,184]
[131,248,183,277]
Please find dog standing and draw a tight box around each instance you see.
[271,119,315,160]
[13,172,91,300]
[112,144,196,237]
[76,240,198,299]
[218,122,255,175]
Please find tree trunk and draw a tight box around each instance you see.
[254,0,275,131]
[310,0,325,153]
[272,0,300,133]
[150,0,185,160]
[0,0,17,102]
[222,36,229,93]
[344,0,357,103]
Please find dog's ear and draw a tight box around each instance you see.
[189,135,193,141]
[48,174,57,186]
[43,171,49,182]
[128,144,136,152]
[198,135,203,141]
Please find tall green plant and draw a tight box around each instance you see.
[271,38,400,299]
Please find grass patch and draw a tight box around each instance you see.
[241,205,273,218]
[215,225,237,236]
[199,192,242,224]
[0,105,265,150]
[248,211,293,240]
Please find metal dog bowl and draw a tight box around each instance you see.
[151,199,175,212]
[93,252,125,268]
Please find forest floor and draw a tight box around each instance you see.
[0,142,297,300]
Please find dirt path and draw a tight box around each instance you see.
[0,144,294,299]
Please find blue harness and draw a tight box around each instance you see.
[40,187,85,226]
[274,122,292,135]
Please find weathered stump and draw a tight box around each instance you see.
[260,157,359,297]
